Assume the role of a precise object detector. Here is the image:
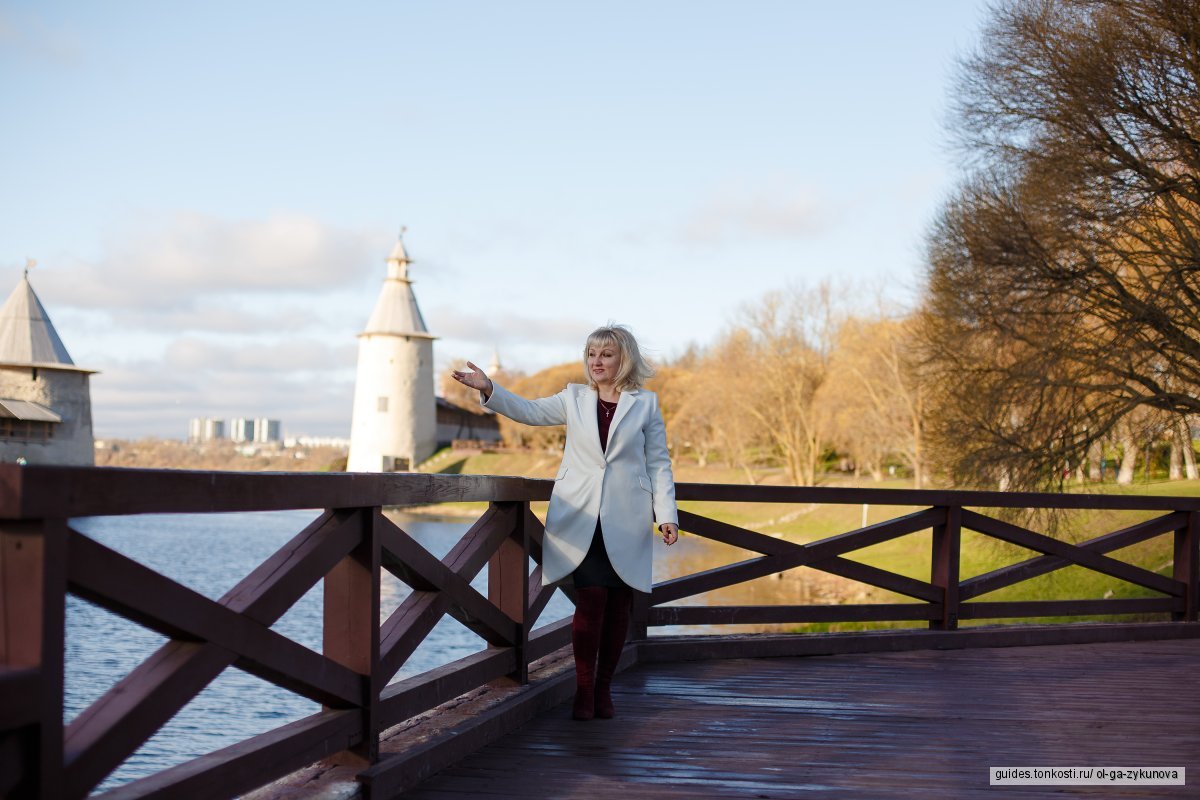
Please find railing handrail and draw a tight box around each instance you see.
[3,463,1198,519]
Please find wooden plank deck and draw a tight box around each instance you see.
[401,638,1200,799]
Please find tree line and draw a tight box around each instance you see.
[444,286,930,487]
[445,0,1200,491]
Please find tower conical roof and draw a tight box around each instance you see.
[362,234,435,338]
[0,274,77,366]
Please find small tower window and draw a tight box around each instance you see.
[377,396,389,412]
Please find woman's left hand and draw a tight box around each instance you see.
[659,523,679,546]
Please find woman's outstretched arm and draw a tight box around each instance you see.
[451,361,568,427]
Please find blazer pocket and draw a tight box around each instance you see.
[637,476,652,493]
[556,467,569,481]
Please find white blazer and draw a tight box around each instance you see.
[482,382,678,592]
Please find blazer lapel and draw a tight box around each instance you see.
[577,387,606,461]
[605,389,639,459]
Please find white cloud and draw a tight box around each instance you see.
[108,303,318,335]
[428,306,590,346]
[163,336,357,374]
[89,354,356,439]
[39,212,382,311]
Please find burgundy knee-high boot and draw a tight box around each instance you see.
[594,587,633,719]
[571,587,608,720]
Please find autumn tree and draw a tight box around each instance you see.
[822,315,928,486]
[722,285,839,485]
[662,332,769,481]
[494,361,580,450]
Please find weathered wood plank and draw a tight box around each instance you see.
[526,618,572,663]
[648,603,935,625]
[323,509,381,762]
[673,478,1200,511]
[930,506,960,629]
[67,528,361,708]
[961,509,1184,596]
[378,648,516,728]
[814,556,941,601]
[960,510,1188,600]
[1174,511,1199,621]
[220,510,362,619]
[487,504,528,682]
[800,507,943,563]
[6,464,1200,522]
[0,465,554,519]
[0,518,67,799]
[525,569,555,628]
[442,503,519,579]
[959,598,1179,618]
[675,510,798,556]
[638,620,1200,664]
[377,591,453,682]
[380,519,519,648]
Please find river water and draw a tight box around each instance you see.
[66,508,849,791]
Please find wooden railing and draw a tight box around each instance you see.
[1,464,1197,799]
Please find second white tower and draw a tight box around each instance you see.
[346,235,437,472]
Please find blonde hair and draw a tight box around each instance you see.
[583,324,655,392]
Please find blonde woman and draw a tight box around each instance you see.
[452,324,679,720]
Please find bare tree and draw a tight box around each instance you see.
[922,0,1200,489]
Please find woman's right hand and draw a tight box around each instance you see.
[451,361,493,398]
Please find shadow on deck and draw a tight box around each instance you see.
[401,635,1200,799]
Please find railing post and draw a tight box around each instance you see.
[930,506,961,630]
[323,507,381,765]
[1173,510,1199,622]
[0,519,66,799]
[488,502,529,684]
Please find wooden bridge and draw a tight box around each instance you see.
[1,464,1197,798]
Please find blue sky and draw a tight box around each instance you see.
[0,0,990,439]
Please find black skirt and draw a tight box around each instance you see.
[572,521,629,589]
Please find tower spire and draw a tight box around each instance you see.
[387,227,412,280]
[366,229,431,336]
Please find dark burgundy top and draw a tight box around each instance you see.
[597,398,617,452]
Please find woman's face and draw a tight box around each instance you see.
[587,341,621,387]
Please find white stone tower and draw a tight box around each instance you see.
[346,234,437,472]
[0,268,96,465]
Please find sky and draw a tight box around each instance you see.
[0,0,992,440]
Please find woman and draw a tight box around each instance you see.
[452,324,679,721]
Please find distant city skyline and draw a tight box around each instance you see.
[1,1,993,438]
[188,416,281,444]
